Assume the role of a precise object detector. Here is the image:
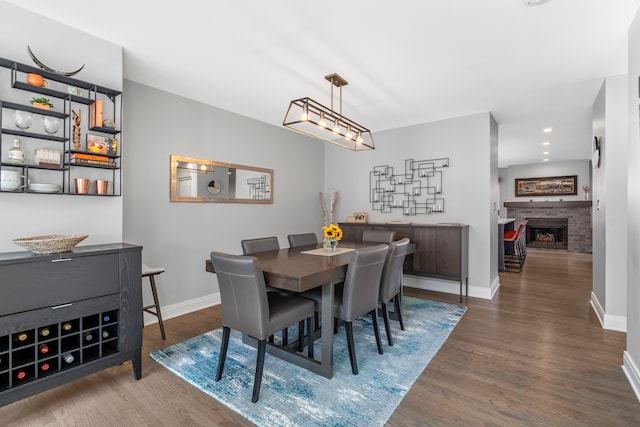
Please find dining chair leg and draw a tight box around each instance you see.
[371,309,384,355]
[394,294,405,330]
[216,326,230,381]
[282,328,288,346]
[252,339,267,403]
[345,322,358,375]
[381,302,394,346]
[307,317,314,359]
[297,320,304,352]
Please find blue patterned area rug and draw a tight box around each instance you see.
[149,297,466,427]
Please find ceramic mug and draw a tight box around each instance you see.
[1,170,27,191]
[26,73,49,87]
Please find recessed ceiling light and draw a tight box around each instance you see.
[543,141,551,146]
[543,151,550,155]
[543,158,549,162]
[543,128,552,133]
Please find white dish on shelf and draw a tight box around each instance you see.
[29,183,62,193]
[386,220,411,225]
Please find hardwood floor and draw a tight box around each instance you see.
[2,250,639,426]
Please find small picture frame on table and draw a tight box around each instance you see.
[354,212,368,223]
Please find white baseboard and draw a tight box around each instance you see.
[622,351,640,402]
[144,292,221,326]
[590,292,627,332]
[590,292,605,327]
[403,274,493,300]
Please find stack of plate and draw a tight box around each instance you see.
[29,183,62,193]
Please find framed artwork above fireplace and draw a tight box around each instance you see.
[515,175,578,197]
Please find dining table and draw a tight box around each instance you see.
[205,240,414,379]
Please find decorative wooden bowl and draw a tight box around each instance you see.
[12,234,88,254]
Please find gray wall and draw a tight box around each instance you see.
[624,7,640,399]
[0,2,123,252]
[122,80,325,317]
[323,112,499,300]
[592,75,629,331]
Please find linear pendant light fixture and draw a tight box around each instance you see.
[283,73,375,151]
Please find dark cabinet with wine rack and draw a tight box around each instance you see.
[0,243,142,407]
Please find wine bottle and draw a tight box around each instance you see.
[102,330,110,339]
[39,344,49,355]
[15,332,28,342]
[40,362,50,372]
[84,333,94,342]
[40,327,51,338]
[62,322,73,331]
[16,370,27,380]
[103,314,111,323]
[63,353,74,364]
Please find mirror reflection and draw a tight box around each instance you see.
[170,155,273,203]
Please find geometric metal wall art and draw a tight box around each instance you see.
[247,175,270,200]
[370,158,449,215]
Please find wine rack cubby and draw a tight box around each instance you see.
[0,310,120,391]
[0,243,142,407]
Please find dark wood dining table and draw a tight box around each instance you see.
[206,241,390,379]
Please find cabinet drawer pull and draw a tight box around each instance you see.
[51,303,72,310]
[51,258,73,263]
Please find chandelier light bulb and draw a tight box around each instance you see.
[318,112,327,128]
[301,102,310,121]
[345,126,353,140]
[356,132,363,144]
[332,121,340,135]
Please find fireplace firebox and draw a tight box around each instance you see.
[526,218,568,250]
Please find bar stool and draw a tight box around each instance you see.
[142,264,166,340]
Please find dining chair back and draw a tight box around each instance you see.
[287,233,318,248]
[241,236,280,254]
[335,244,388,374]
[210,251,314,402]
[378,238,410,346]
[362,229,396,243]
[242,236,295,345]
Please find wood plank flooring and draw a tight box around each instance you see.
[2,249,639,426]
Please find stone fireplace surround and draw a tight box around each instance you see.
[504,201,592,254]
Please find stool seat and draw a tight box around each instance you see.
[143,264,165,276]
[142,264,166,340]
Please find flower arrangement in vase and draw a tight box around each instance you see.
[320,190,342,251]
[322,223,343,251]
[582,185,591,200]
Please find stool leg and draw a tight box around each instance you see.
[149,275,166,340]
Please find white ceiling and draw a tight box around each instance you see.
[9,0,640,167]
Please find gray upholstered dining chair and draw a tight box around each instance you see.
[241,236,291,345]
[378,238,410,346]
[337,244,388,374]
[241,236,280,254]
[362,229,396,243]
[302,244,388,375]
[287,233,318,248]
[210,251,314,403]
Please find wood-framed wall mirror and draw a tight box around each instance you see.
[170,155,273,203]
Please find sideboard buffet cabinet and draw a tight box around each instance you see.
[0,243,142,406]
[339,222,469,302]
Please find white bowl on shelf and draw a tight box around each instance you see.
[29,183,62,193]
